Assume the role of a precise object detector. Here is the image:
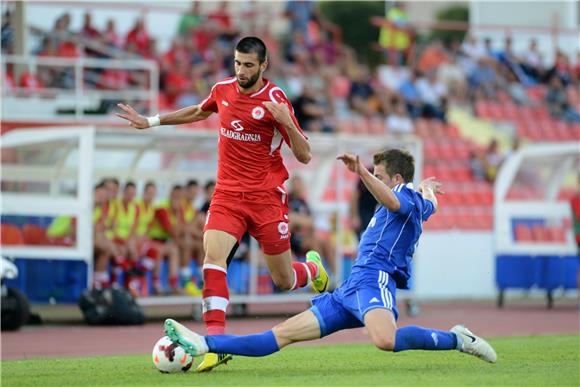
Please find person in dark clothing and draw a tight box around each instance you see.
[350,166,378,240]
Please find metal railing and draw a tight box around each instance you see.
[2,55,159,119]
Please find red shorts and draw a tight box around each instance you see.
[204,187,291,255]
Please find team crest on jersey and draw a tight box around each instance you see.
[252,106,265,120]
[278,222,289,235]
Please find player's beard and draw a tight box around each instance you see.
[237,70,261,89]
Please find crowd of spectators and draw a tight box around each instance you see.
[2,3,578,127]
[44,178,214,297]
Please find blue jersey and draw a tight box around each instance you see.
[350,183,434,289]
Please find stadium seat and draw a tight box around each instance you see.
[1,224,24,245]
[515,223,533,242]
[22,224,49,245]
[531,224,549,242]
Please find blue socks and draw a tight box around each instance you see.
[394,325,458,352]
[205,326,458,356]
[205,330,280,357]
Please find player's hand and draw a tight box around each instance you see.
[115,103,149,129]
[337,153,364,175]
[263,101,293,129]
[418,177,444,195]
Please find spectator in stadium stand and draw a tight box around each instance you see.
[103,19,122,51]
[134,181,158,266]
[117,36,330,372]
[285,0,316,44]
[416,70,448,121]
[163,36,189,69]
[149,185,188,294]
[348,66,383,119]
[521,38,544,82]
[438,39,468,104]
[504,67,535,106]
[545,75,580,123]
[3,70,15,90]
[386,98,413,135]
[349,166,377,240]
[183,179,204,269]
[497,36,531,86]
[125,18,150,56]
[178,1,204,37]
[1,9,14,54]
[378,1,412,66]
[417,40,450,75]
[468,56,500,100]
[398,69,422,118]
[18,70,43,91]
[80,12,102,57]
[165,59,194,108]
[545,49,572,87]
[208,2,236,38]
[50,13,73,49]
[293,83,333,133]
[481,138,504,183]
[199,180,216,216]
[285,30,310,66]
[309,31,340,67]
[112,181,149,295]
[469,149,487,181]
[461,35,486,62]
[92,182,120,289]
[482,37,495,59]
[134,181,178,295]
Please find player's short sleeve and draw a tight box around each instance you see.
[269,86,308,146]
[199,85,218,113]
[392,185,415,216]
[420,197,435,221]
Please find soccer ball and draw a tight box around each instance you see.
[152,336,194,373]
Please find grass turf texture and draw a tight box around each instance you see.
[2,334,578,386]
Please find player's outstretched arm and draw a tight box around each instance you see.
[418,177,443,213]
[337,153,401,212]
[264,101,311,164]
[116,103,212,129]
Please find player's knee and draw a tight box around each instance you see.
[271,275,293,291]
[203,253,226,266]
[372,336,395,352]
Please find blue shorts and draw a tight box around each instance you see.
[309,270,399,337]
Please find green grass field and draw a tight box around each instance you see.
[2,335,579,386]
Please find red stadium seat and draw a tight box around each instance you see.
[531,224,549,242]
[515,224,533,242]
[22,224,49,245]
[1,224,24,245]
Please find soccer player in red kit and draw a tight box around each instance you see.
[116,36,329,372]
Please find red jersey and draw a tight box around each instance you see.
[200,77,306,192]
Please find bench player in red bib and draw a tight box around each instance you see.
[116,36,329,372]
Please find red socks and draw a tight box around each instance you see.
[202,264,229,335]
[291,261,318,290]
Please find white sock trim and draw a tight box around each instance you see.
[202,296,229,313]
[302,262,312,283]
[203,263,227,273]
[290,270,298,290]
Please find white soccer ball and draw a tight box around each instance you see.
[152,336,194,373]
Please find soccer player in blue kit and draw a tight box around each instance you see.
[164,149,497,364]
